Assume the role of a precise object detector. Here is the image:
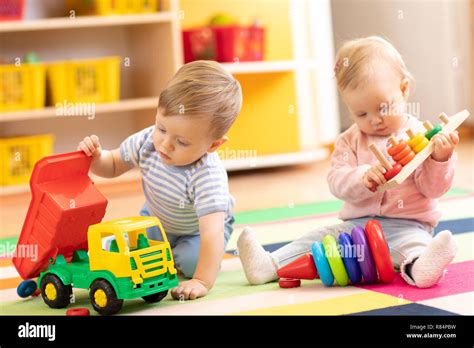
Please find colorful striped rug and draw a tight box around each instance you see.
[1,188,473,315]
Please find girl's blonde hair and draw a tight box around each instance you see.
[334,36,414,91]
[158,60,242,139]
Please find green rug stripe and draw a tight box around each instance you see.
[0,188,470,248]
[234,188,471,225]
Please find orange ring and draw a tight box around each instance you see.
[399,151,416,166]
[387,142,406,156]
[392,145,412,162]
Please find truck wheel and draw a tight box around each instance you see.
[89,279,123,315]
[142,290,168,303]
[40,274,72,309]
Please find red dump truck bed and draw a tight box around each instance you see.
[12,151,108,280]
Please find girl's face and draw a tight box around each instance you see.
[341,62,410,136]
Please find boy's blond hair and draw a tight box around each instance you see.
[158,60,242,139]
[334,36,414,91]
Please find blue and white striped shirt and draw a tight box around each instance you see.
[119,126,234,236]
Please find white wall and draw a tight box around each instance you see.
[331,0,472,129]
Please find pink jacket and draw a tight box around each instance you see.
[327,115,456,227]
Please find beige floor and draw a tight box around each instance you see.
[1,138,473,239]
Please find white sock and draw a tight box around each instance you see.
[411,230,458,288]
[237,226,278,285]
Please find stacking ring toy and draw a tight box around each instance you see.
[17,279,38,298]
[365,220,395,283]
[338,233,362,284]
[278,278,301,288]
[66,308,90,316]
[322,235,349,286]
[311,242,334,286]
[350,226,378,284]
[407,132,429,153]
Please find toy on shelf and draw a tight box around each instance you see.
[374,109,470,192]
[276,219,394,288]
[12,151,179,315]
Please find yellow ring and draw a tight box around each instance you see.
[414,138,429,153]
[94,289,108,308]
[45,283,57,301]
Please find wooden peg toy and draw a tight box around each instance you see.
[369,143,402,180]
[376,109,470,192]
[423,120,442,140]
[387,136,416,166]
[406,129,430,153]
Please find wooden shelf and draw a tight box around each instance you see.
[0,150,330,196]
[223,149,329,171]
[0,13,175,33]
[221,61,297,74]
[0,168,142,196]
[0,97,158,122]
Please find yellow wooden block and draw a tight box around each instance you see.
[232,291,412,315]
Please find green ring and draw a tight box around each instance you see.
[322,235,349,286]
[425,124,442,140]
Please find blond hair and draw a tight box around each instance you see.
[334,36,414,91]
[158,60,242,139]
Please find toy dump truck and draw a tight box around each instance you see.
[12,151,178,315]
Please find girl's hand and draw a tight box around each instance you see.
[78,135,102,158]
[363,163,387,191]
[171,278,208,301]
[431,131,459,162]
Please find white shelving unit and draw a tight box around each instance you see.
[0,0,182,196]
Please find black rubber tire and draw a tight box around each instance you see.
[40,274,72,309]
[89,279,123,316]
[142,290,168,303]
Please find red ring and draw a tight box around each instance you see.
[278,278,301,288]
[365,220,395,283]
[66,308,90,316]
[384,163,402,180]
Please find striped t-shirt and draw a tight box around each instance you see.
[119,126,234,236]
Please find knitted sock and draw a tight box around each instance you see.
[237,226,278,285]
[411,230,457,288]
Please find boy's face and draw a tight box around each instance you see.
[152,109,226,166]
[341,62,409,137]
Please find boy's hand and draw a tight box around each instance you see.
[171,278,208,301]
[78,135,102,158]
[363,163,387,191]
[431,131,458,162]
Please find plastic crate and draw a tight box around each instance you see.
[0,134,54,186]
[183,25,265,63]
[0,63,46,112]
[0,0,24,21]
[47,56,120,104]
[66,0,158,16]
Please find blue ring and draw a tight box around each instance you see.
[311,242,334,286]
[338,233,362,284]
[17,279,37,298]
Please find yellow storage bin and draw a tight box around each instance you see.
[67,0,158,16]
[0,134,54,186]
[47,56,120,104]
[0,63,46,112]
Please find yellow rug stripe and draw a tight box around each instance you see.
[232,291,412,315]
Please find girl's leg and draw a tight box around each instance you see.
[237,218,367,285]
[377,218,457,288]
